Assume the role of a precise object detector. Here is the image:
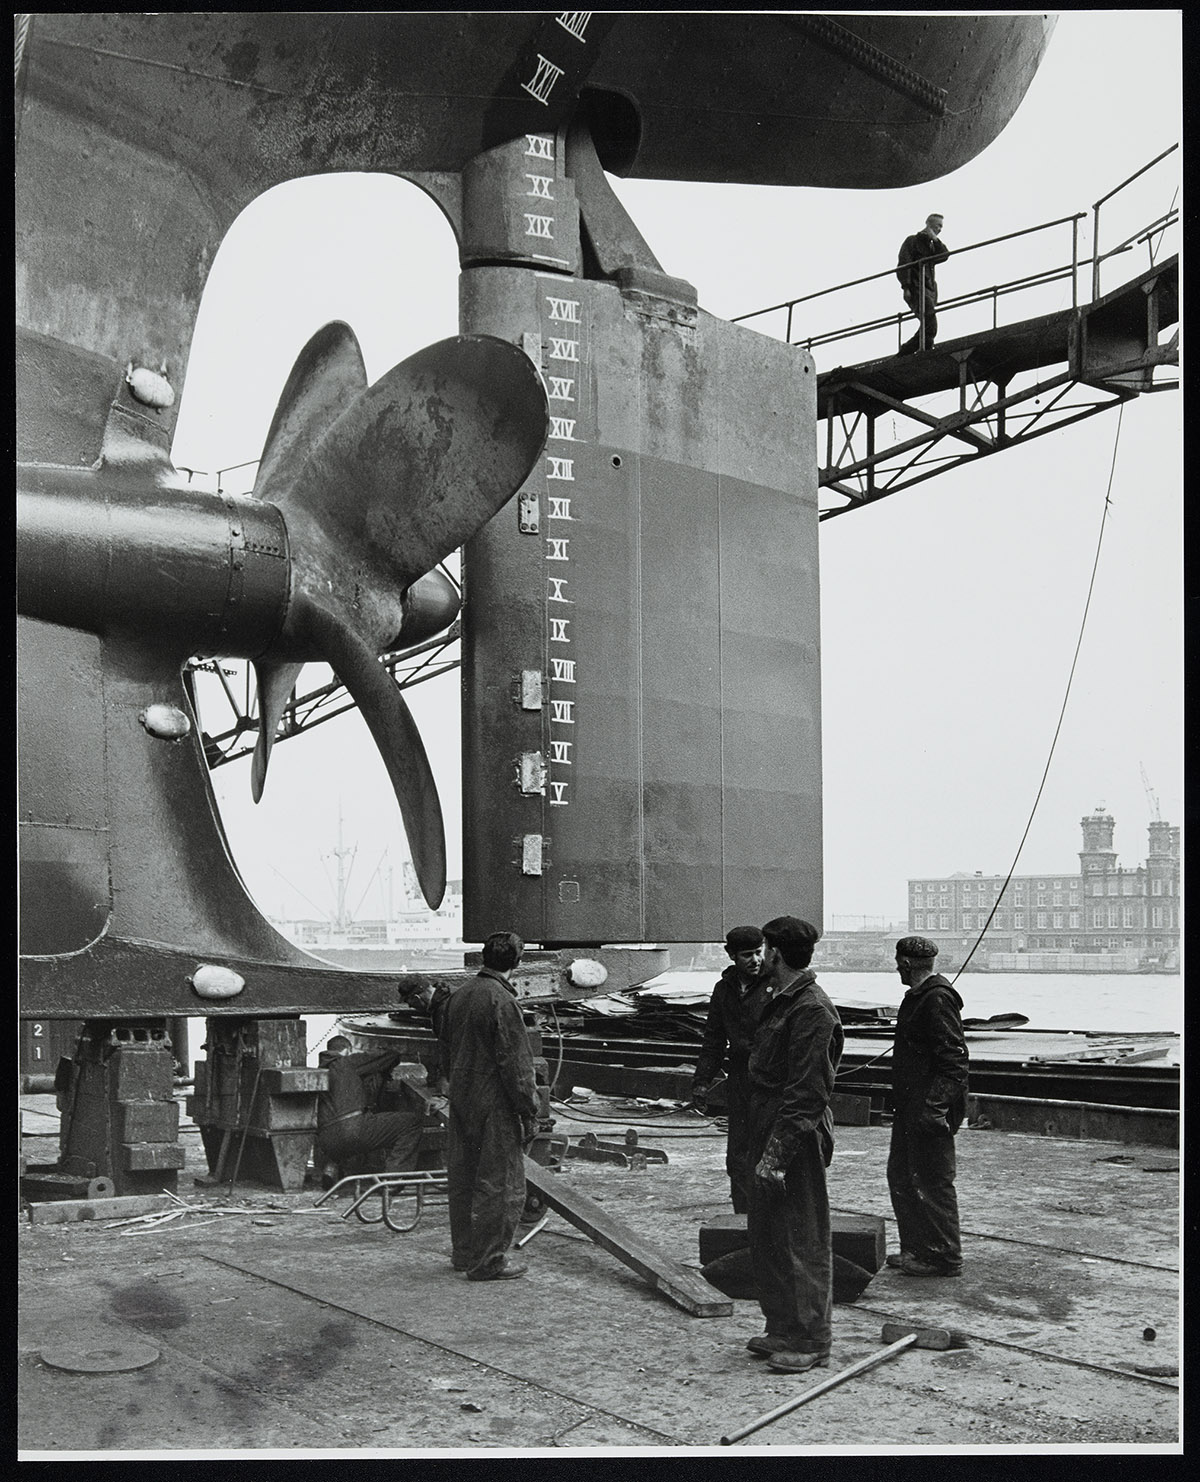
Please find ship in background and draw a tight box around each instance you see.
[271,819,470,973]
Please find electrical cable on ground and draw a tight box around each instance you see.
[952,403,1125,983]
[549,1096,727,1137]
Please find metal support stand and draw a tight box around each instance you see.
[187,1017,326,1191]
[21,1019,185,1200]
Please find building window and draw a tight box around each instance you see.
[1122,878,1133,895]
[1068,912,1080,929]
[1069,891,1080,905]
[915,883,922,892]
[913,914,924,929]
[940,884,948,893]
[1052,892,1063,906]
[940,914,950,931]
[1053,913,1064,929]
[1092,909,1104,929]
[1090,881,1102,897]
[1107,908,1120,929]
[1151,906,1164,928]
[1151,879,1163,896]
[1036,913,1048,928]
[1122,907,1136,928]
[1013,913,1024,928]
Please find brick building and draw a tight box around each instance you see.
[908,810,1180,972]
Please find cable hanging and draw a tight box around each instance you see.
[952,401,1125,983]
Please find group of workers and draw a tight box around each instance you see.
[312,916,968,1352]
[693,921,969,1373]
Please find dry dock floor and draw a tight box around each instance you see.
[18,1095,1180,1455]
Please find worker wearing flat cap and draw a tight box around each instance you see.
[887,936,969,1277]
[692,926,770,1213]
[743,917,844,1374]
[437,931,541,1282]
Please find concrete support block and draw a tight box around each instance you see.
[122,1142,187,1171]
[116,1100,179,1144]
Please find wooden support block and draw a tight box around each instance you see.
[701,1246,875,1304]
[522,1157,732,1318]
[832,1212,887,1274]
[830,1092,873,1126]
[247,1096,320,1132]
[258,1067,328,1095]
[29,1193,174,1225]
[699,1210,886,1274]
[698,1212,748,1266]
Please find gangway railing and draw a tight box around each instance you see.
[733,212,1087,356]
[1092,143,1179,300]
[733,144,1178,363]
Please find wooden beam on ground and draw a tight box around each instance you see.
[28,1193,175,1225]
[522,1155,732,1317]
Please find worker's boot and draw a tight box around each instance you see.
[745,1334,794,1357]
[766,1349,830,1373]
[466,1258,528,1282]
[897,1253,961,1277]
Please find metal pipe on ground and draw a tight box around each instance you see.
[720,1323,969,1445]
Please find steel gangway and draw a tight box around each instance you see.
[733,144,1179,519]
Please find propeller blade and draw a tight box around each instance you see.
[248,324,369,801]
[281,334,549,612]
[249,657,304,802]
[300,593,447,910]
[254,322,368,502]
[243,330,546,904]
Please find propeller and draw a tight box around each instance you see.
[247,326,548,907]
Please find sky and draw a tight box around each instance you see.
[172,10,1182,931]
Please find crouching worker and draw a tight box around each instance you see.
[314,1036,423,1187]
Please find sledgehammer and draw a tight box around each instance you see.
[720,1323,969,1445]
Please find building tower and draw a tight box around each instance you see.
[1078,808,1117,877]
[1145,819,1177,895]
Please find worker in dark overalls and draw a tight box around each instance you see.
[314,1035,423,1186]
[896,213,949,353]
[438,931,540,1281]
[691,925,770,1213]
[744,917,844,1374]
[886,935,969,1276]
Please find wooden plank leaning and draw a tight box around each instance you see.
[394,1069,731,1316]
[522,1156,732,1318]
